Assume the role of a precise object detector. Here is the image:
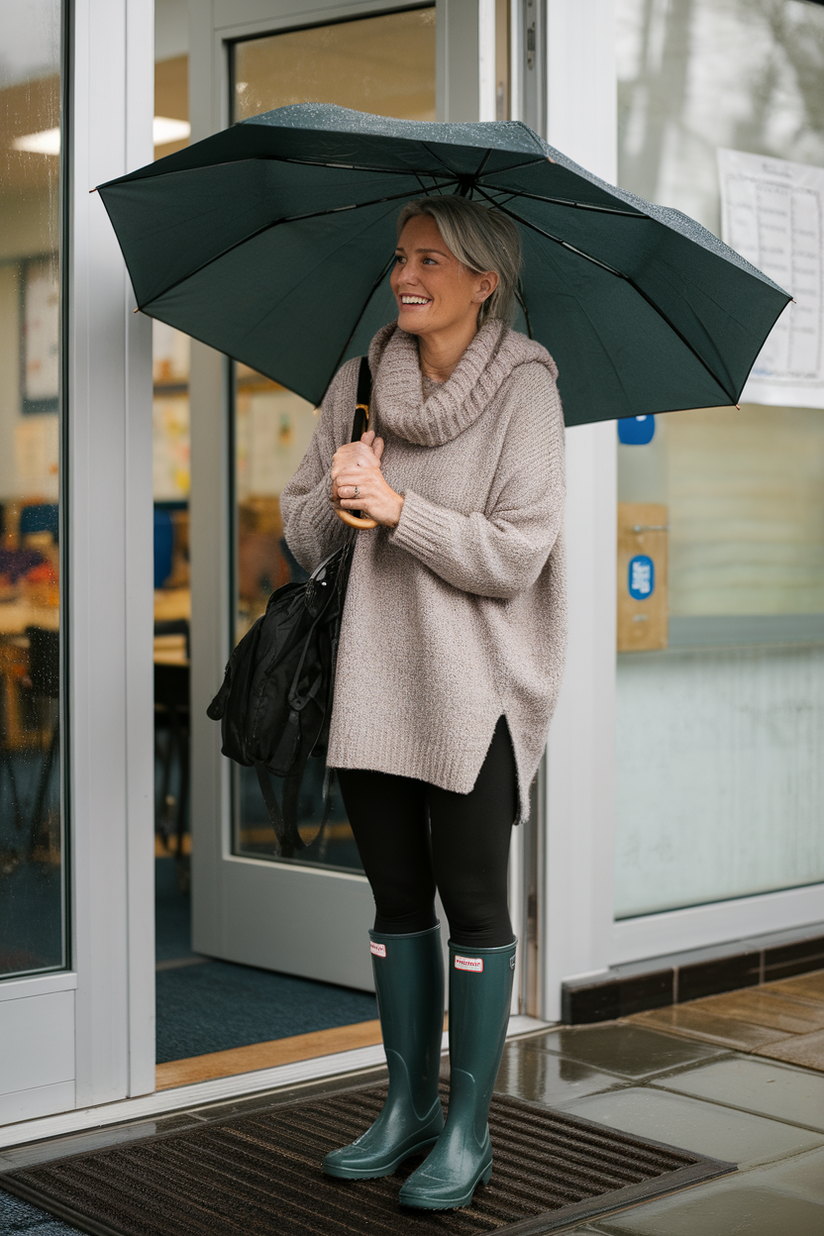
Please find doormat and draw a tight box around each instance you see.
[0,1084,734,1236]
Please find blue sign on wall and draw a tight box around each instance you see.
[618,415,655,445]
[628,554,655,600]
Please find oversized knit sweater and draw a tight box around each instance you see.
[280,319,567,824]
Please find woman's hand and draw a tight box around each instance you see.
[330,430,404,528]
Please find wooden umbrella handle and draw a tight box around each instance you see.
[335,508,378,530]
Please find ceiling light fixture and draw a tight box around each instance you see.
[13,126,60,155]
[12,116,191,156]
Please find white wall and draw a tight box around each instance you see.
[542,0,618,1019]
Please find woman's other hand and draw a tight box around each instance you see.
[330,430,404,527]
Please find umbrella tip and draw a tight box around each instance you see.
[89,186,97,193]
[133,307,140,314]
[735,403,741,410]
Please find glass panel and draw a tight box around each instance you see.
[0,0,64,977]
[614,0,824,917]
[231,9,436,870]
[152,44,191,879]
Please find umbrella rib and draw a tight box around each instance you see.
[473,154,549,177]
[264,153,457,181]
[137,188,427,309]
[420,142,464,178]
[515,281,534,339]
[474,147,494,179]
[478,184,644,218]
[323,251,398,399]
[477,191,736,403]
[412,171,449,197]
[122,152,459,186]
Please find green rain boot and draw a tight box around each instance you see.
[322,924,445,1180]
[399,939,516,1210]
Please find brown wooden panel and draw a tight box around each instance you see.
[617,503,668,652]
[155,1019,384,1090]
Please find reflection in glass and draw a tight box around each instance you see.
[233,9,436,122]
[152,46,192,879]
[0,0,64,978]
[231,10,436,871]
[614,0,824,917]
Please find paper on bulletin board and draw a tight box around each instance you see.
[15,416,59,499]
[153,396,190,501]
[718,148,824,409]
[24,259,60,404]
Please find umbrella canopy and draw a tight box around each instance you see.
[98,103,790,426]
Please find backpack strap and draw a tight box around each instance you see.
[255,758,337,859]
[254,762,305,858]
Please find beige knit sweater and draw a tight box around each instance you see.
[280,319,567,823]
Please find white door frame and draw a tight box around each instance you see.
[70,0,156,1107]
[1,0,156,1129]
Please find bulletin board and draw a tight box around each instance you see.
[21,256,60,415]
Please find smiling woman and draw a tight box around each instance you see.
[330,199,520,525]
[395,196,521,331]
[280,194,566,1210]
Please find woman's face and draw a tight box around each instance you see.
[390,214,497,340]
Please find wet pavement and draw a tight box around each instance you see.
[631,968,824,1070]
[2,971,823,1232]
[506,967,824,1232]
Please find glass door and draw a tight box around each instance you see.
[0,0,65,984]
[190,3,438,992]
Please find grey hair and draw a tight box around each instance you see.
[396,196,521,327]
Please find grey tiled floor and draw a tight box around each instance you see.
[2,1023,823,1233]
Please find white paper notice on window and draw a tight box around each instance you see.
[718,148,824,409]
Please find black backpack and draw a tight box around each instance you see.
[206,358,371,857]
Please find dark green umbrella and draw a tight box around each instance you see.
[97,103,789,426]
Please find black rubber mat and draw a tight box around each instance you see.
[0,1083,735,1236]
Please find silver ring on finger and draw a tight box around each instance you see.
[353,486,360,498]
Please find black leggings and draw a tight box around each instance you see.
[337,718,517,950]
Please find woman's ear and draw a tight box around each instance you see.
[474,270,499,303]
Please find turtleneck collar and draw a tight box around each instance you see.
[367,319,558,448]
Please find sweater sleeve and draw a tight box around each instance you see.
[388,365,565,600]
[279,361,357,572]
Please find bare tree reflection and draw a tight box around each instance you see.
[618,0,824,228]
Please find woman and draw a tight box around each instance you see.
[280,195,566,1211]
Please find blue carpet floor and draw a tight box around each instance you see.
[156,960,377,1062]
[0,1189,81,1234]
[154,858,377,1062]
[155,856,196,962]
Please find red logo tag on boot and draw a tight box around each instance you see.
[454,955,483,973]
[370,942,387,958]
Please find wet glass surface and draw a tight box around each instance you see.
[0,0,64,979]
[614,0,824,916]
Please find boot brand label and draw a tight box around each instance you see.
[454,955,483,973]
[370,942,387,958]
